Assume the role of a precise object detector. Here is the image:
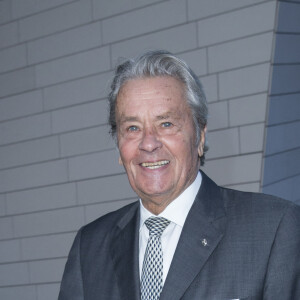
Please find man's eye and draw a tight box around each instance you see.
[161,122,173,128]
[128,125,139,132]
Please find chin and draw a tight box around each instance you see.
[140,187,173,201]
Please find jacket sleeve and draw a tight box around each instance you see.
[58,229,84,300]
[263,203,300,299]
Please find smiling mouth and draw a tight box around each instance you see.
[140,160,170,169]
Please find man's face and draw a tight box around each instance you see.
[116,76,204,214]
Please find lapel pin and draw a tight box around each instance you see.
[202,238,208,246]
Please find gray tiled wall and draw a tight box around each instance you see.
[263,0,300,205]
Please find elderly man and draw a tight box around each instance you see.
[58,51,300,300]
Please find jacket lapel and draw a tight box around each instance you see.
[110,203,141,300]
[160,172,227,300]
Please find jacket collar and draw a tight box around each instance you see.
[160,171,226,300]
[110,202,141,300]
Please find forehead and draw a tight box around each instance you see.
[116,76,188,113]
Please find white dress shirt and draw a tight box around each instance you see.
[139,171,202,283]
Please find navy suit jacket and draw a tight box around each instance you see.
[58,172,300,300]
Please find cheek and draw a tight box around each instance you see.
[118,140,137,165]
[172,132,195,150]
[163,136,192,164]
[178,138,198,165]
[118,142,130,163]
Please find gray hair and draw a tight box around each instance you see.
[108,50,208,165]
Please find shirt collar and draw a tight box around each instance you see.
[139,171,202,230]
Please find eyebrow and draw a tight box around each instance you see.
[118,116,140,125]
[118,111,180,124]
[156,114,170,121]
[156,111,180,121]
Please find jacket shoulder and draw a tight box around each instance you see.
[81,200,139,238]
[219,186,299,222]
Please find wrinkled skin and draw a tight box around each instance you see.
[116,77,205,215]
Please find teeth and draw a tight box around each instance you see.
[141,160,169,169]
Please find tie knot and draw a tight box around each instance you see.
[145,217,170,237]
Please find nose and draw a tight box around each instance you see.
[139,128,162,153]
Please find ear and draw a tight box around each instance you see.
[197,126,207,157]
[118,156,123,166]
